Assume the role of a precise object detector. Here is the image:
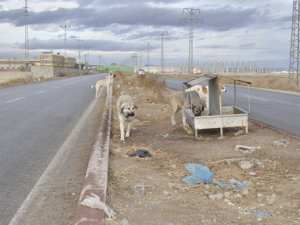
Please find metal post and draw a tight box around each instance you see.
[147,41,150,72]
[24,0,29,78]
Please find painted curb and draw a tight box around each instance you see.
[73,87,112,225]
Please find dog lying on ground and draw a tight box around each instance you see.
[187,84,227,115]
[91,73,116,98]
[168,90,206,134]
[117,95,138,141]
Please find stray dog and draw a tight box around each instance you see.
[169,90,205,134]
[187,84,227,115]
[117,95,138,141]
[91,73,116,98]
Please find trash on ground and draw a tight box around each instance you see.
[245,208,272,220]
[213,179,251,192]
[80,193,116,219]
[182,163,213,185]
[234,129,244,136]
[273,139,289,147]
[130,149,152,158]
[160,133,169,139]
[133,184,146,196]
[234,144,261,153]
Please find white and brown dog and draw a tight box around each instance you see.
[116,95,138,141]
[187,84,227,115]
[91,73,116,98]
[168,90,205,134]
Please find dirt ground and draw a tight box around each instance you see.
[106,73,300,225]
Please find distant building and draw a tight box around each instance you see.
[37,52,76,68]
[0,52,77,72]
[0,58,37,71]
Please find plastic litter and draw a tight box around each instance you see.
[130,149,151,158]
[182,163,213,184]
[273,139,289,147]
[234,145,261,153]
[213,179,250,192]
[80,193,116,219]
[245,208,272,219]
[182,163,250,192]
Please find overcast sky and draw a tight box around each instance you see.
[0,0,293,66]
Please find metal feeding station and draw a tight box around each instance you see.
[183,74,251,139]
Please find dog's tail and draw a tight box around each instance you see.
[91,85,95,89]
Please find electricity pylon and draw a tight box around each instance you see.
[181,8,201,75]
[289,0,300,86]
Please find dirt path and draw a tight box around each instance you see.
[106,74,300,225]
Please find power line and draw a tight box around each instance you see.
[289,0,300,86]
[181,8,201,75]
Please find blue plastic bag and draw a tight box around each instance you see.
[182,163,213,184]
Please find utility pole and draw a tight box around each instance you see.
[130,54,138,73]
[159,31,167,74]
[140,48,143,68]
[181,8,201,75]
[289,0,300,86]
[60,24,70,75]
[76,38,82,75]
[147,41,150,72]
[24,0,29,78]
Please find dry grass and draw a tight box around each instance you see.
[114,72,168,101]
[221,74,300,92]
[0,76,46,88]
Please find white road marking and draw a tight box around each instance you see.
[36,90,48,94]
[6,97,26,104]
[8,99,97,225]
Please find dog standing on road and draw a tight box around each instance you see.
[91,73,116,98]
[117,95,138,141]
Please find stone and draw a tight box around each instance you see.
[208,193,223,200]
[238,160,254,170]
[267,194,276,205]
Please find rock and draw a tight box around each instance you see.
[224,192,231,198]
[234,193,242,198]
[160,133,169,139]
[267,194,276,205]
[273,139,289,147]
[241,189,249,196]
[208,193,223,200]
[224,198,235,206]
[257,193,263,198]
[238,160,254,170]
[248,171,257,176]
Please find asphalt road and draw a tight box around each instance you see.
[0,74,105,225]
[165,78,300,137]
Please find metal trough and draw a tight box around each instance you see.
[183,73,250,139]
[185,106,248,139]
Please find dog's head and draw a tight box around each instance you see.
[191,104,204,116]
[120,103,138,118]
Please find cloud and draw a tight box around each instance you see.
[15,38,158,52]
[0,4,286,32]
